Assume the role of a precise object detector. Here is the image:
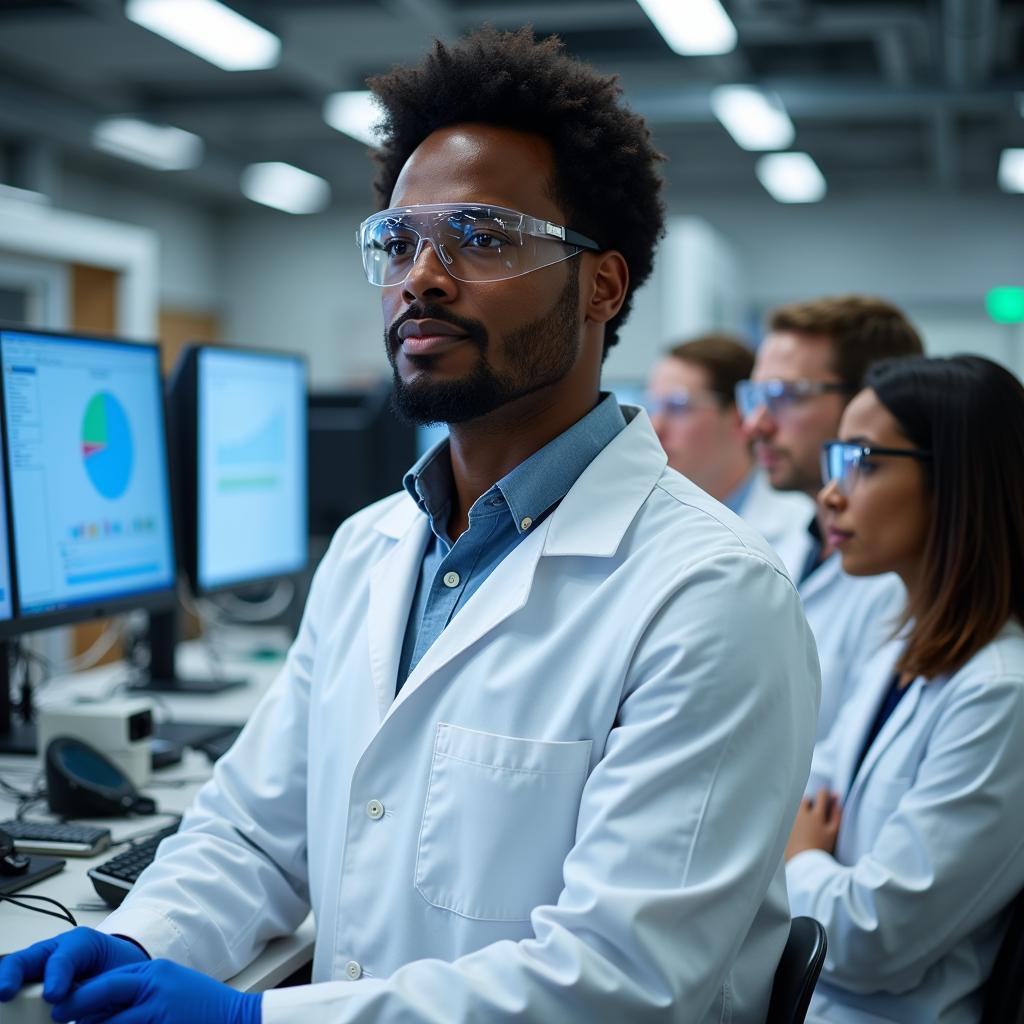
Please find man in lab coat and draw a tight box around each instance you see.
[739,295,924,739]
[646,333,813,579]
[0,28,820,1024]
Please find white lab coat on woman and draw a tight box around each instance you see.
[732,471,815,581]
[796,540,906,740]
[787,620,1024,1024]
[101,409,820,1024]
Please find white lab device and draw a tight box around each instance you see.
[37,699,154,788]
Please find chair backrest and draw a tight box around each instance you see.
[981,888,1024,1024]
[766,916,828,1024]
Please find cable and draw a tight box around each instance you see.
[206,580,295,622]
[0,891,77,926]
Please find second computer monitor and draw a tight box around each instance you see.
[168,345,307,596]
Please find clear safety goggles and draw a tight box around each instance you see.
[820,440,932,496]
[643,389,723,418]
[356,203,600,287]
[735,378,852,420]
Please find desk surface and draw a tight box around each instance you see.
[0,630,315,993]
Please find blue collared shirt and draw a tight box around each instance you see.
[723,468,757,516]
[396,393,627,692]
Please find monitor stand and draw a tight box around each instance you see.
[126,609,246,695]
[0,641,37,755]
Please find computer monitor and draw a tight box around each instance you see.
[168,344,308,596]
[0,325,179,751]
[308,383,417,539]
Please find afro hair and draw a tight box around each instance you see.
[367,26,666,356]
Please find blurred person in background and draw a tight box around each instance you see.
[786,354,1024,1024]
[647,332,813,578]
[739,296,923,738]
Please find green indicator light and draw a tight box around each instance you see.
[987,287,1024,324]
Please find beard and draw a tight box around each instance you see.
[386,267,580,426]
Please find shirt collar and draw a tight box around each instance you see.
[403,393,626,536]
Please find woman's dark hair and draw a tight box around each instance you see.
[367,26,666,357]
[866,354,1024,679]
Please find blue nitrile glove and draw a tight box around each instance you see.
[50,959,262,1024]
[0,927,148,1004]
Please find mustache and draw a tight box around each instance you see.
[386,304,488,353]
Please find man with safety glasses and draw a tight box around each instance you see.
[646,333,813,579]
[737,295,924,740]
[0,29,820,1024]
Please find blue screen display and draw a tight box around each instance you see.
[197,348,306,591]
[0,329,176,616]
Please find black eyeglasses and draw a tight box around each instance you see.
[821,440,932,495]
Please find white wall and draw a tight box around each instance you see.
[678,192,1024,378]
[58,168,226,315]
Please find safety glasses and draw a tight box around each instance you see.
[735,378,852,420]
[356,203,600,287]
[643,390,723,418]
[820,440,932,495]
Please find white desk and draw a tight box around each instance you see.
[0,631,315,993]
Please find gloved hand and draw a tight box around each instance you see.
[0,926,149,1004]
[50,959,262,1024]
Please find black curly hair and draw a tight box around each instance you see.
[367,26,666,356]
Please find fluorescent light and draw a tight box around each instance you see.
[710,86,795,151]
[636,0,737,56]
[755,152,827,204]
[92,117,204,170]
[998,148,1024,193]
[241,162,330,214]
[323,91,383,148]
[126,0,280,71]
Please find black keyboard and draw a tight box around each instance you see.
[154,720,242,750]
[0,819,111,857]
[87,822,181,908]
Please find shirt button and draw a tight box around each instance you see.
[520,516,533,531]
[345,960,362,980]
[366,799,384,820]
[443,571,460,588]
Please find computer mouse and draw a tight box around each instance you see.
[0,827,31,875]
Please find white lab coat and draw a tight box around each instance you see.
[787,620,1024,1024]
[101,409,820,1024]
[795,539,906,740]
[732,471,815,582]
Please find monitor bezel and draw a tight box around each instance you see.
[0,323,179,638]
[170,342,309,599]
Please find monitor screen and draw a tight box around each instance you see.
[0,328,176,618]
[0,427,13,625]
[196,347,306,592]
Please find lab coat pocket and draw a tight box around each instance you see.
[416,722,592,922]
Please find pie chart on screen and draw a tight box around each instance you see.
[81,392,134,500]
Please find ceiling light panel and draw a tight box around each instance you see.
[755,152,827,204]
[997,149,1024,193]
[126,0,281,71]
[323,92,383,148]
[92,117,204,170]
[636,0,737,56]
[710,86,795,151]
[241,162,330,215]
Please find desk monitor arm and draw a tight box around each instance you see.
[0,641,36,756]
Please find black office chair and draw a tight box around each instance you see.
[981,888,1024,1024]
[766,916,828,1024]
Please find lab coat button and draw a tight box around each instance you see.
[345,960,362,980]
[366,799,384,820]
[443,571,460,588]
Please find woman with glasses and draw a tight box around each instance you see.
[785,354,1024,1023]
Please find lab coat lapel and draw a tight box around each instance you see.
[845,674,924,803]
[382,519,548,723]
[829,636,910,796]
[367,501,431,721]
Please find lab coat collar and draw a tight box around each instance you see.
[368,406,667,724]
[370,405,666,558]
